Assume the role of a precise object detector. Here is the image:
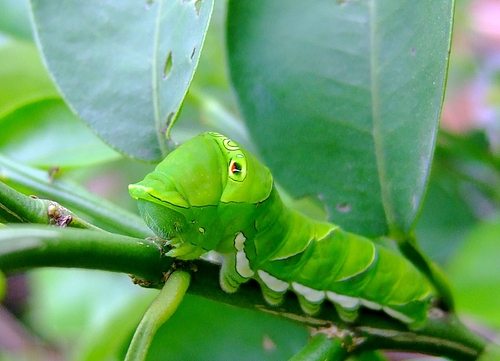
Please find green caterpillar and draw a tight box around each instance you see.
[129,132,434,327]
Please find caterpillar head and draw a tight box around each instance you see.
[129,132,272,259]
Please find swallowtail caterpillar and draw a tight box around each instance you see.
[129,132,434,328]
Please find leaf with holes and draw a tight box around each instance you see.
[30,0,214,161]
[227,0,453,237]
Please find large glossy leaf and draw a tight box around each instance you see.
[415,175,476,265]
[30,0,214,161]
[227,0,454,237]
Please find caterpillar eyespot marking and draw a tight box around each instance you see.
[129,132,435,328]
[230,161,242,174]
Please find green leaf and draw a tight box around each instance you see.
[29,0,214,161]
[415,171,477,265]
[477,343,500,361]
[75,289,158,361]
[27,268,157,351]
[446,215,500,329]
[227,0,453,237]
[140,296,309,361]
[0,0,33,40]
[0,36,59,118]
[0,99,120,168]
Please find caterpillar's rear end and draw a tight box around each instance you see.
[250,205,434,329]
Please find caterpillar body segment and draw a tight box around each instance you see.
[129,132,434,328]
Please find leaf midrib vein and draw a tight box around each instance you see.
[369,1,395,232]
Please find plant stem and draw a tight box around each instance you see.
[0,181,102,230]
[398,235,455,312]
[288,334,347,361]
[0,154,151,238]
[124,270,191,361]
[0,225,172,285]
[354,313,486,360]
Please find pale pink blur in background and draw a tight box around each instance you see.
[441,0,500,146]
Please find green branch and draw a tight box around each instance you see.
[398,235,455,312]
[125,270,191,361]
[0,225,172,285]
[0,154,151,238]
[289,334,347,361]
[0,180,102,230]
